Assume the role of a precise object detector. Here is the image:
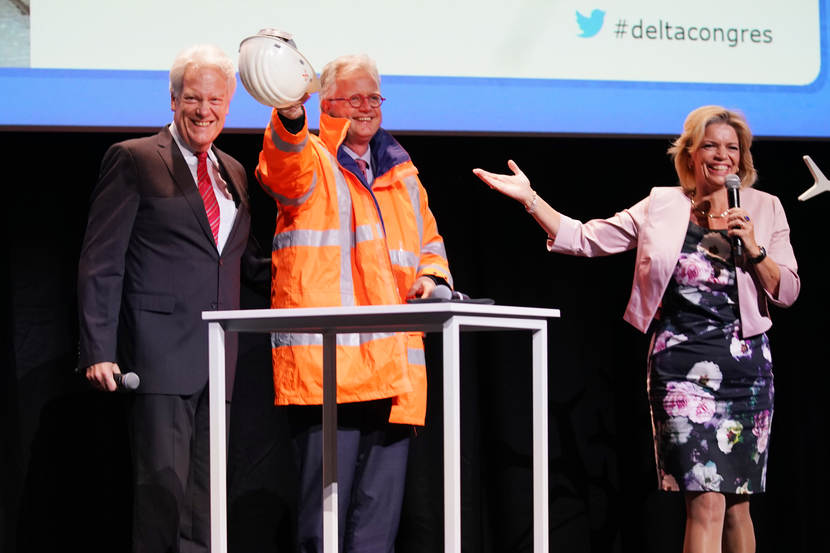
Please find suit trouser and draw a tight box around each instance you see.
[128,386,213,553]
[289,399,411,553]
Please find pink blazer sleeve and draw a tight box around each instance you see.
[548,196,649,256]
[761,194,799,307]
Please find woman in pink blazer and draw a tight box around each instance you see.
[474,105,799,552]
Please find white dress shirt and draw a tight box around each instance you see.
[169,123,238,253]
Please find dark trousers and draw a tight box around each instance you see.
[289,400,411,553]
[128,386,215,553]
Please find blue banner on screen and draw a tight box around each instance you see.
[0,0,827,137]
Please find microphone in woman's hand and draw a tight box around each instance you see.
[726,174,743,257]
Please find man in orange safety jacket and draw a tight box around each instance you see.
[256,53,452,552]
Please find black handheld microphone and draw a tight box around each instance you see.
[113,372,140,391]
[725,174,743,257]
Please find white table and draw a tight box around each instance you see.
[203,302,559,553]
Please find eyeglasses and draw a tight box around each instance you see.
[328,94,386,108]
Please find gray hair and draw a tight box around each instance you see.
[319,54,380,100]
[169,44,236,98]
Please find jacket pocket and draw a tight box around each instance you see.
[127,293,175,314]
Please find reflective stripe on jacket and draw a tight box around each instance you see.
[256,109,452,425]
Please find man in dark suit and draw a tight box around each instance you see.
[78,44,257,553]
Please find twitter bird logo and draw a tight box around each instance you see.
[576,9,605,38]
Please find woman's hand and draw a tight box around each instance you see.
[473,159,562,238]
[473,160,535,207]
[728,208,781,296]
[726,208,760,257]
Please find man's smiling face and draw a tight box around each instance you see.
[322,68,382,154]
[171,65,231,153]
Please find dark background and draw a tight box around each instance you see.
[2,127,827,552]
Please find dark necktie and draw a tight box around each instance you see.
[196,151,220,245]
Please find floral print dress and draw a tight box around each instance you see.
[648,221,773,494]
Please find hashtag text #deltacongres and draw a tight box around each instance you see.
[614,19,773,47]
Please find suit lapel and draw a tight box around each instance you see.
[214,148,248,209]
[213,147,249,249]
[156,128,218,248]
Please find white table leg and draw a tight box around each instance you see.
[442,318,461,553]
[322,332,338,552]
[208,322,228,553]
[532,325,549,553]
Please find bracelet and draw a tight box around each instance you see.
[524,189,538,214]
[749,245,767,264]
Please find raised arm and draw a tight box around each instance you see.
[474,159,645,257]
[256,95,318,205]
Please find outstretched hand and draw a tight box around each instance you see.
[472,160,535,206]
[473,159,562,237]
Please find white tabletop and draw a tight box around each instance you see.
[202,302,560,333]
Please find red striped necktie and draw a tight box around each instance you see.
[355,158,369,181]
[196,151,220,245]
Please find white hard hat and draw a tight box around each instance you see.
[238,29,320,108]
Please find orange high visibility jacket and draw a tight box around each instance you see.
[256,109,452,425]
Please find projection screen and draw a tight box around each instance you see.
[1,0,827,136]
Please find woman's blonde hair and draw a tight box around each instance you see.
[668,105,757,194]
